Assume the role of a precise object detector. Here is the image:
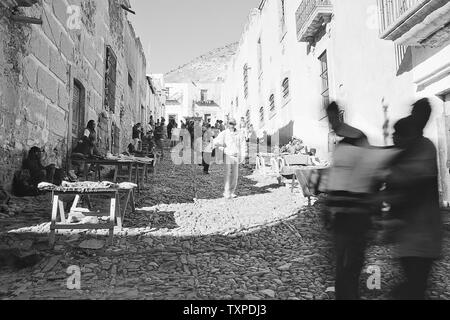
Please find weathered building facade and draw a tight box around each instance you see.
[223,0,450,202]
[223,0,414,152]
[0,0,157,189]
[148,73,166,124]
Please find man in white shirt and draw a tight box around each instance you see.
[214,118,242,199]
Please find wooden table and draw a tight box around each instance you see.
[76,157,154,193]
[46,185,136,247]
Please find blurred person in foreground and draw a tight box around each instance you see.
[325,102,373,300]
[213,118,242,199]
[386,98,443,300]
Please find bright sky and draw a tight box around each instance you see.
[128,0,261,75]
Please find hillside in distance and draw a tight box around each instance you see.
[164,42,238,83]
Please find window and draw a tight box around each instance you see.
[319,51,329,115]
[246,110,251,126]
[200,89,208,102]
[257,38,263,75]
[243,64,249,99]
[279,0,287,37]
[282,78,290,99]
[269,94,276,112]
[259,107,265,122]
[236,97,239,108]
[105,46,117,113]
[165,87,170,100]
[281,0,286,27]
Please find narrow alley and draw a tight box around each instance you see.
[1,143,450,300]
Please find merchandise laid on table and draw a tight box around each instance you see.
[72,154,155,193]
[38,181,137,247]
[254,141,330,205]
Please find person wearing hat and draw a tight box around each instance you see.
[213,118,242,199]
[386,98,442,300]
[325,101,374,300]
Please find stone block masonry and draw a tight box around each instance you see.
[0,0,150,190]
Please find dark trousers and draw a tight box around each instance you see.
[333,212,371,300]
[202,152,211,173]
[393,257,434,300]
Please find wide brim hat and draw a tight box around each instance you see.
[334,123,366,139]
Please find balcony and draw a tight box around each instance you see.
[378,0,450,47]
[195,100,219,107]
[296,0,333,43]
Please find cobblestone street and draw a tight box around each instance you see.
[1,145,450,300]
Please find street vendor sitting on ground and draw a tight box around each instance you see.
[20,147,66,191]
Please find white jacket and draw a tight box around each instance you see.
[214,128,242,157]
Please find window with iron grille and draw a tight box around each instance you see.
[319,51,329,117]
[269,94,276,112]
[201,89,208,102]
[105,46,117,113]
[165,87,170,100]
[259,107,265,122]
[280,0,286,29]
[246,110,251,126]
[243,64,249,99]
[257,38,263,75]
[282,78,290,99]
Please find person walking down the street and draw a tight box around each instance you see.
[386,98,443,300]
[167,119,174,141]
[202,124,215,174]
[325,102,373,300]
[214,118,242,199]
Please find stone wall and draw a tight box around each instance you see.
[0,0,149,190]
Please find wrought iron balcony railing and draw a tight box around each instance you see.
[378,0,427,35]
[195,100,218,106]
[296,0,333,42]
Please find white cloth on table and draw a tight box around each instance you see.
[118,182,138,190]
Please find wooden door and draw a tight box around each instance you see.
[72,82,84,147]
